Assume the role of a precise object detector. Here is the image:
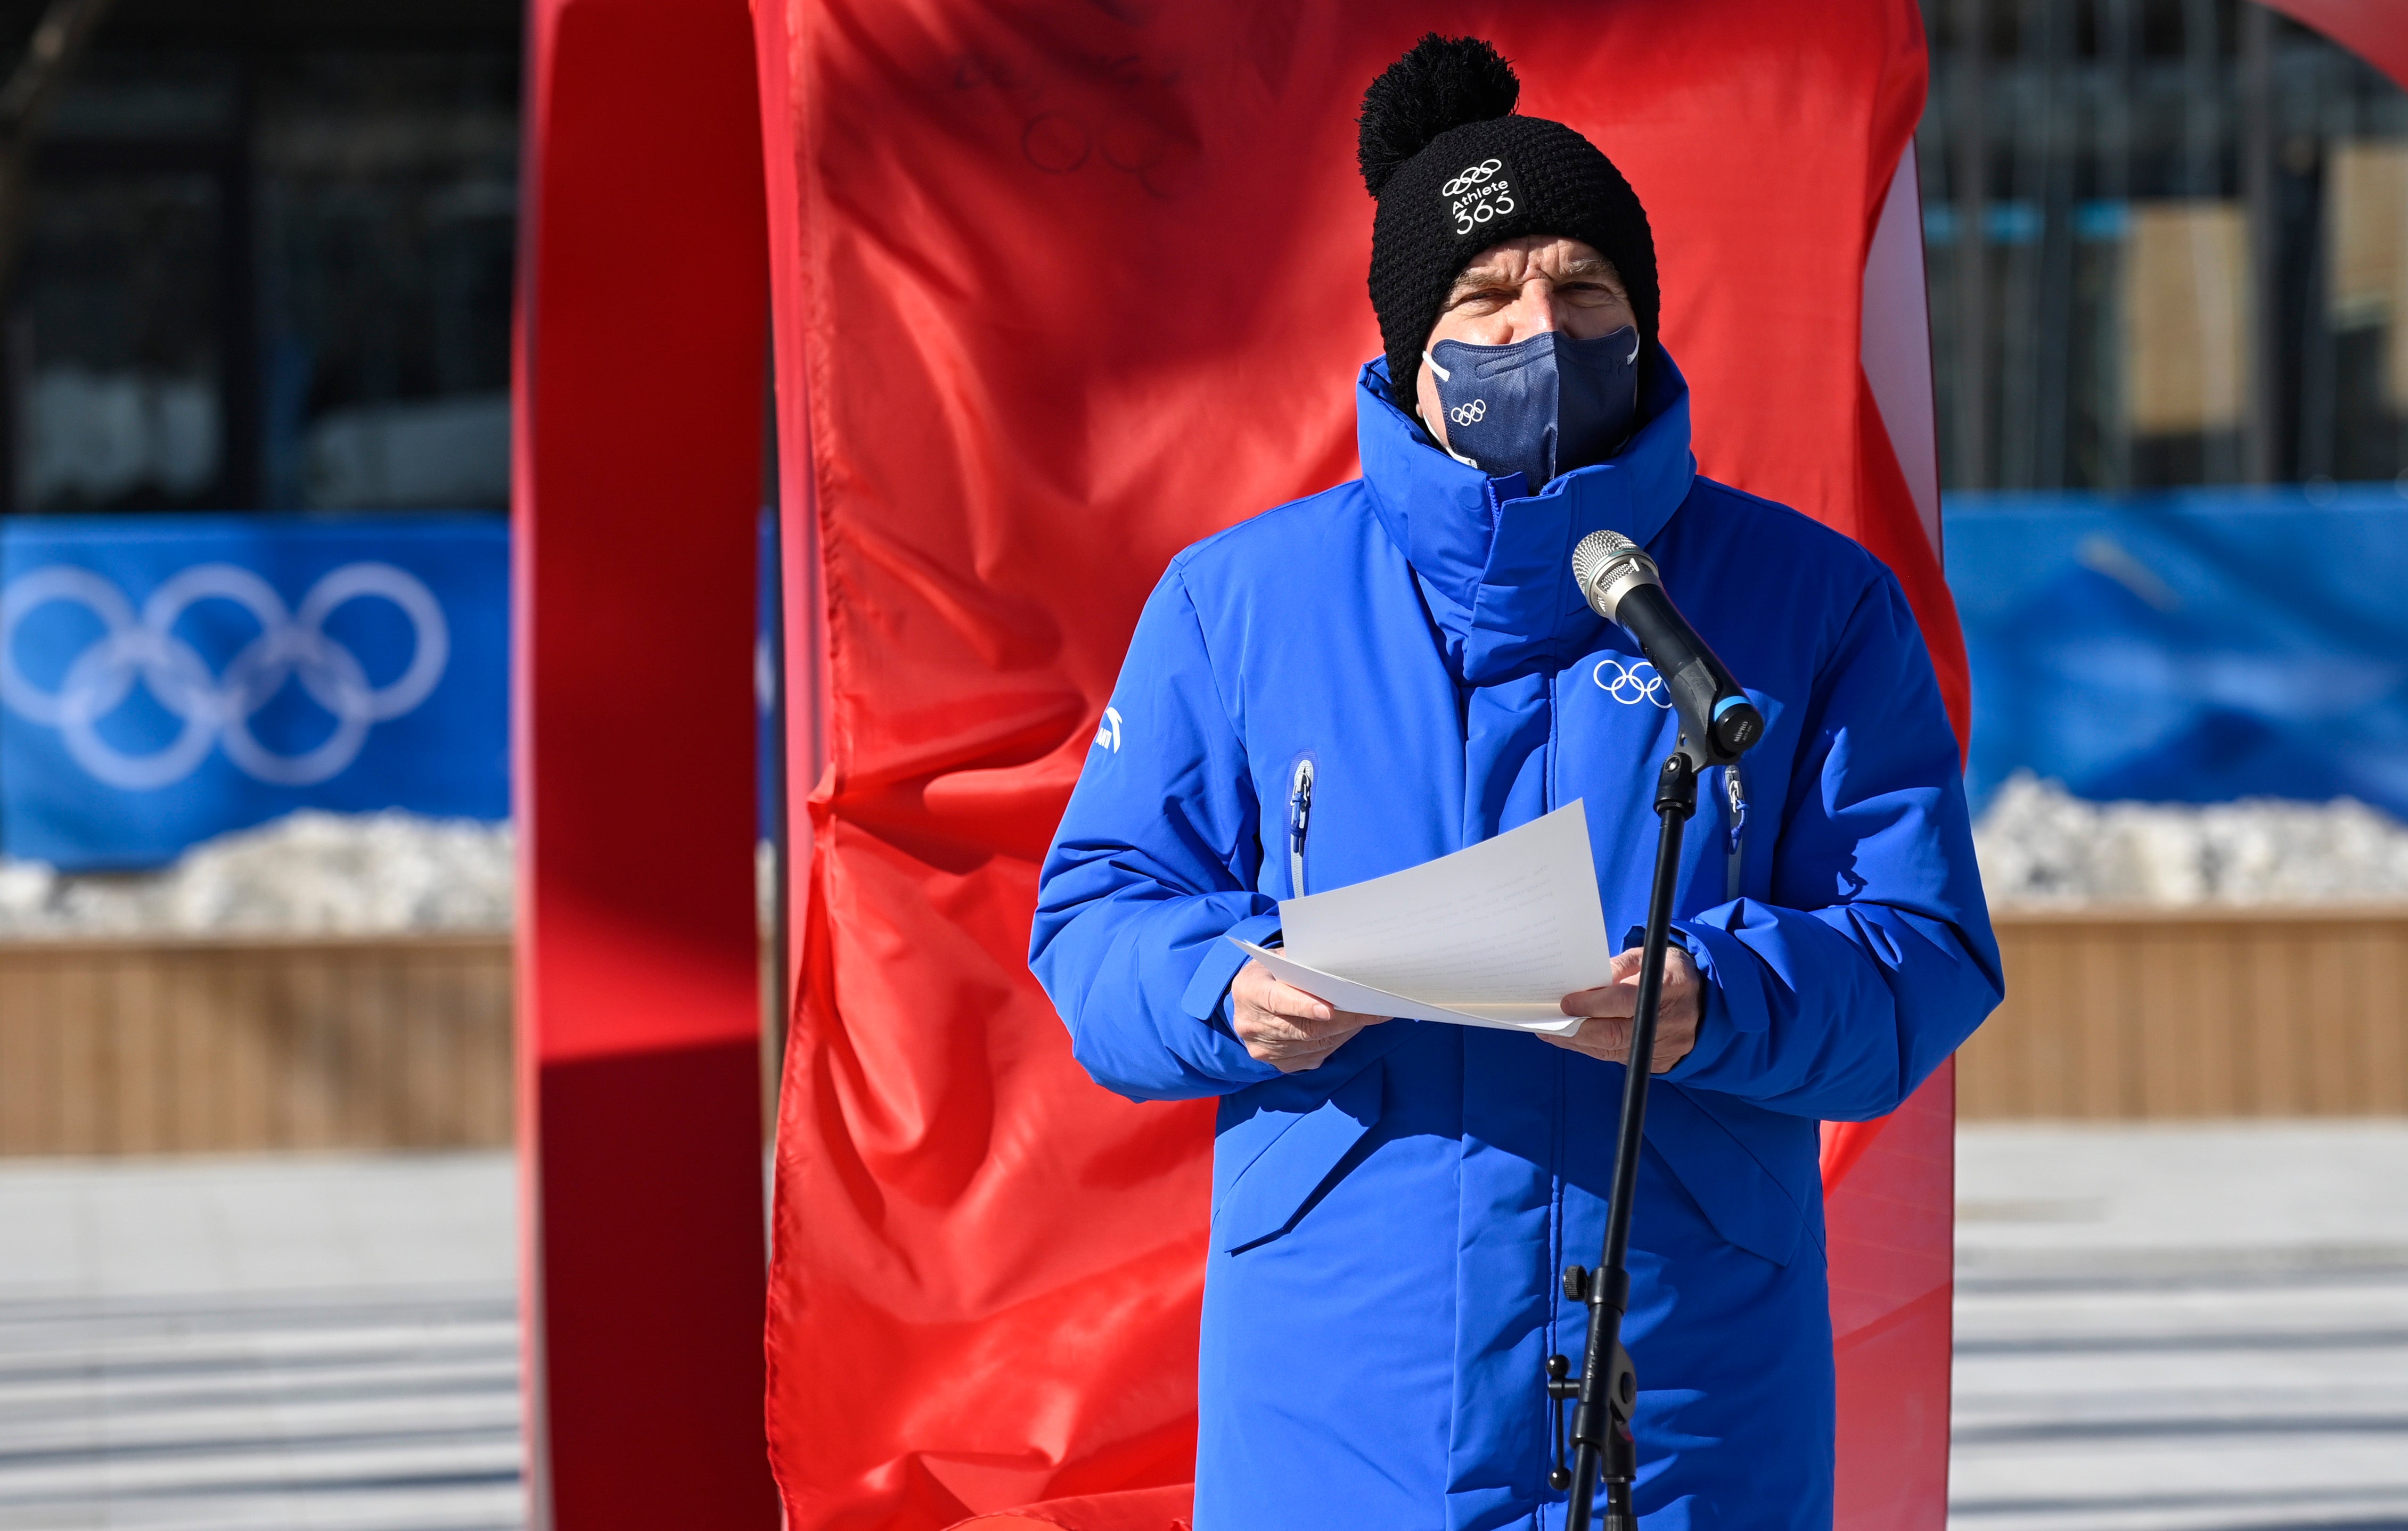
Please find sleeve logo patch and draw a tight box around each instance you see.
[1093,706,1123,752]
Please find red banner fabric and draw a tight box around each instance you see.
[2259,0,2408,93]
[757,3,1959,1527]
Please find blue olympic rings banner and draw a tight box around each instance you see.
[1947,488,2408,821]
[0,515,509,870]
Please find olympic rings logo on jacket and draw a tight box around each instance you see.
[1592,656,1670,708]
[0,561,449,789]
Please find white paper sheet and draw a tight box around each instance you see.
[1225,801,1618,1037]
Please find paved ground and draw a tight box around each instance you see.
[0,1125,2399,1530]
[0,1155,518,1530]
[1951,1124,2408,1531]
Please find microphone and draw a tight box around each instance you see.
[1571,530,1764,765]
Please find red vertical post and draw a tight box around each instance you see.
[513,1,776,1526]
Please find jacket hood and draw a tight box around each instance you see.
[1356,347,1698,685]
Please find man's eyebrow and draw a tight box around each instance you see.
[1446,257,1625,299]
[1447,265,1519,295]
[1559,257,1625,285]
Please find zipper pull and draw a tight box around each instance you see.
[1287,758,1314,899]
[1722,761,1747,903]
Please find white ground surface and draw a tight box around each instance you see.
[0,1155,518,1530]
[0,1125,2398,1530]
[1951,1124,2408,1531]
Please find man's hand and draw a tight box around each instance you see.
[1231,961,1388,1073]
[1544,946,1702,1073]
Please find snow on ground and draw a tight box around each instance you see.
[0,811,514,937]
[1975,773,2408,908]
[0,813,784,938]
[0,778,2398,938]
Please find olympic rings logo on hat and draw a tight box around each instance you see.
[1440,159,1504,197]
[0,561,449,791]
[1592,657,1669,708]
[1449,399,1487,427]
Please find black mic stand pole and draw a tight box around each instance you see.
[1546,743,1700,1531]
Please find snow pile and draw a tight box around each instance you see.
[0,811,515,938]
[758,840,780,934]
[18,781,2390,934]
[1975,773,2408,908]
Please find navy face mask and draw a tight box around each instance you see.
[1425,325,1642,488]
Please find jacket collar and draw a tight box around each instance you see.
[1356,347,1698,685]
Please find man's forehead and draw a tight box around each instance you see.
[1453,239,1617,286]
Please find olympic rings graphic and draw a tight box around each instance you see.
[1449,399,1488,427]
[1592,657,1670,709]
[0,561,449,790]
[1439,159,1504,197]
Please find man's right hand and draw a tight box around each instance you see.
[1230,960,1387,1073]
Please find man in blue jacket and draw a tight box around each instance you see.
[1030,35,2002,1531]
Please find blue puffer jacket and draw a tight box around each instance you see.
[1030,351,2001,1531]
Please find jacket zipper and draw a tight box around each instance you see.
[1722,760,1747,902]
[1287,756,1315,899]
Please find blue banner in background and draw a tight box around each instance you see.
[8,496,2391,867]
[1,514,509,869]
[759,508,780,846]
[1945,488,2408,822]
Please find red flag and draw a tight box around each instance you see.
[2259,1,2408,92]
[756,3,1960,1527]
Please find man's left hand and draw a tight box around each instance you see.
[1543,946,1702,1073]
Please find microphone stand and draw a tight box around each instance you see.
[1545,743,1700,1531]
[1551,529,1765,1527]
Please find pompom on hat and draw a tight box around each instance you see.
[1358,35,1659,407]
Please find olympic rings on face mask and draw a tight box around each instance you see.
[1592,656,1670,708]
[1449,399,1488,427]
[0,561,449,789]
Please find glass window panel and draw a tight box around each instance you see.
[12,170,224,511]
[1920,0,2408,490]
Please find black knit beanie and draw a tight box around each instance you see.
[1359,35,1659,409]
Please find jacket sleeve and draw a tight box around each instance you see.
[1665,569,2004,1121]
[1030,562,1286,1102]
